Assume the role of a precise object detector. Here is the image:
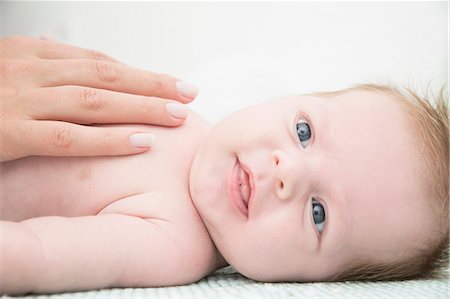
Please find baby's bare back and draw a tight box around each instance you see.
[0,114,222,294]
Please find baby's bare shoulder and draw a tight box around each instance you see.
[99,192,210,235]
[99,192,219,273]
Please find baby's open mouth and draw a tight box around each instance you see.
[228,156,254,217]
[237,161,251,209]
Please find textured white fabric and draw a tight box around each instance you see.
[3,267,448,299]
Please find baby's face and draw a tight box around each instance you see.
[189,90,435,281]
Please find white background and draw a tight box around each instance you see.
[0,1,447,123]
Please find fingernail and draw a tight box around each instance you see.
[38,34,56,41]
[176,80,199,99]
[129,133,155,148]
[166,103,188,119]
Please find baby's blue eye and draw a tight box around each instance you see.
[312,199,325,233]
[296,120,311,147]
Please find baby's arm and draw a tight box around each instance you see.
[1,193,206,295]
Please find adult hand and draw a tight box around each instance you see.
[0,36,198,162]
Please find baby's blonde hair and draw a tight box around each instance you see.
[309,83,449,282]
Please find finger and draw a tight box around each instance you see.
[36,38,121,63]
[39,59,198,103]
[28,86,188,126]
[0,36,118,63]
[20,120,155,158]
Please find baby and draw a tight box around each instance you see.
[1,84,448,295]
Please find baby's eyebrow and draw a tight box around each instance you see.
[312,102,332,152]
[325,185,350,254]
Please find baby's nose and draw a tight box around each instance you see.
[271,150,295,200]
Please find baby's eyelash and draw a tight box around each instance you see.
[312,198,325,233]
[294,112,314,148]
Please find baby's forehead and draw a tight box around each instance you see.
[319,92,433,257]
[280,90,405,120]
[297,90,414,137]
[302,89,404,109]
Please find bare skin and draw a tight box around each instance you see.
[0,36,198,162]
[1,111,226,294]
[0,90,436,295]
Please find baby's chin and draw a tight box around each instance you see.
[188,145,205,207]
[187,140,222,212]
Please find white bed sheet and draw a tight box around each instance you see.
[3,266,448,299]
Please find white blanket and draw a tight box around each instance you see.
[3,266,448,299]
